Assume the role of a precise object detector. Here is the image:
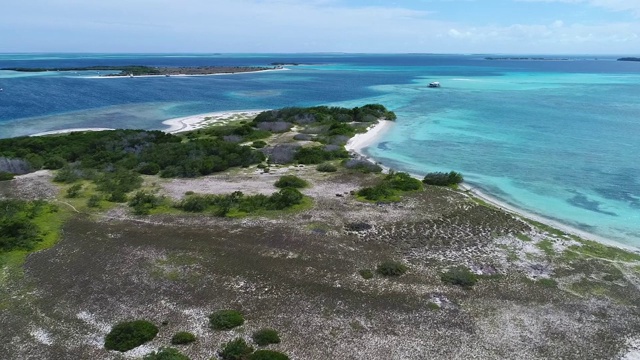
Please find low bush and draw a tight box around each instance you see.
[171,331,196,345]
[87,194,102,208]
[252,140,267,148]
[104,320,159,352]
[209,310,245,330]
[342,159,382,173]
[316,163,337,172]
[274,175,308,189]
[129,191,164,215]
[440,267,478,288]
[0,172,14,181]
[423,171,464,186]
[249,350,290,360]
[219,338,254,360]
[359,269,374,279]
[252,328,281,346]
[65,183,83,198]
[143,347,190,360]
[294,146,348,165]
[376,261,408,277]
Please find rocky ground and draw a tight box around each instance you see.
[1,166,640,360]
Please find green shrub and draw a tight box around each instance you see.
[357,183,395,201]
[0,200,49,252]
[43,156,66,170]
[65,183,83,198]
[359,269,374,279]
[274,175,308,189]
[0,172,14,181]
[143,347,190,360]
[249,350,290,360]
[376,261,408,277]
[294,146,348,165]
[180,195,210,212]
[138,162,161,175]
[252,328,281,346]
[267,188,304,210]
[537,278,558,288]
[87,194,102,208]
[386,172,422,191]
[219,338,254,360]
[440,267,478,288]
[129,191,164,215]
[316,163,337,172]
[423,171,464,186]
[209,310,245,330]
[104,320,159,352]
[252,140,267,149]
[171,331,196,345]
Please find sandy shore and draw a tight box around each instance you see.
[162,110,266,133]
[30,128,115,137]
[345,120,394,153]
[81,67,289,79]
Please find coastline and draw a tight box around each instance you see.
[80,67,289,79]
[30,128,115,137]
[162,110,266,133]
[349,120,640,253]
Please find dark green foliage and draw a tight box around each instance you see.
[104,320,159,352]
[0,200,50,252]
[138,162,161,175]
[357,171,422,201]
[316,163,337,172]
[129,191,164,215]
[423,171,464,186]
[95,169,143,202]
[53,165,80,183]
[359,269,374,279]
[0,172,14,181]
[249,350,290,360]
[252,329,281,346]
[253,104,395,125]
[386,172,422,191]
[87,195,102,208]
[178,189,303,215]
[209,310,245,330]
[537,278,558,288]
[294,146,349,165]
[274,175,308,189]
[219,338,254,360]
[143,347,190,360]
[357,183,395,201]
[441,267,478,288]
[376,261,408,277]
[252,140,267,149]
[43,156,66,170]
[171,331,196,345]
[65,183,83,198]
[342,159,382,173]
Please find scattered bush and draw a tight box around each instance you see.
[274,175,308,189]
[249,350,290,360]
[357,171,422,201]
[0,172,14,181]
[376,261,408,277]
[359,269,374,279]
[386,172,422,191]
[316,163,337,172]
[138,162,161,175]
[171,331,196,345]
[423,171,464,186]
[104,320,159,352]
[342,159,382,173]
[252,140,267,148]
[440,267,478,288]
[143,347,190,360]
[87,194,102,208]
[0,200,49,252]
[252,328,281,346]
[294,146,349,165]
[209,310,245,330]
[129,191,164,215]
[65,183,83,198]
[219,338,254,360]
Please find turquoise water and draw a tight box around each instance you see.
[1,54,639,247]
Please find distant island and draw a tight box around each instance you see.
[617,57,640,62]
[485,57,569,61]
[1,65,277,77]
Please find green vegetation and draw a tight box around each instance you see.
[0,200,56,253]
[209,310,245,330]
[516,233,532,242]
[376,261,408,277]
[567,240,640,262]
[104,320,159,352]
[129,191,166,215]
[249,350,290,360]
[65,183,83,198]
[357,171,422,202]
[252,140,267,148]
[0,172,14,181]
[441,267,478,288]
[316,163,337,172]
[274,175,308,189]
[252,328,281,346]
[426,302,441,310]
[359,269,374,279]
[536,239,555,256]
[177,189,304,216]
[143,347,190,360]
[537,278,558,288]
[422,171,464,186]
[171,331,197,345]
[218,338,254,360]
[294,146,349,165]
[342,159,383,173]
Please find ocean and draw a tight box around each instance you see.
[1,53,639,248]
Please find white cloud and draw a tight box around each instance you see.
[518,0,640,16]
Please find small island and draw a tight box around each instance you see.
[1,65,278,77]
[618,57,640,62]
[485,57,570,61]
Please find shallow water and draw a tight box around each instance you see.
[1,53,639,247]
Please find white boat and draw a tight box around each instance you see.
[428,82,441,88]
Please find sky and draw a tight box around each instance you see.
[1,0,639,54]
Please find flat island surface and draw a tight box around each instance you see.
[1,105,639,359]
[2,65,278,77]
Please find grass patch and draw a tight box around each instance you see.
[536,239,555,256]
[441,267,478,288]
[209,310,245,330]
[568,240,640,262]
[358,269,374,279]
[537,278,558,288]
[375,261,408,277]
[516,233,532,242]
[526,219,566,237]
[426,302,440,310]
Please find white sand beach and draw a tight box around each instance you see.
[30,128,115,137]
[163,110,266,133]
[345,120,394,153]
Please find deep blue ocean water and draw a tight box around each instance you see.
[1,53,639,248]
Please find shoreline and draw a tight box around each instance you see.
[81,67,289,79]
[349,120,640,253]
[30,128,115,137]
[162,110,266,133]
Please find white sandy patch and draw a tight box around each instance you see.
[623,337,640,360]
[345,120,394,154]
[163,110,265,133]
[30,328,53,345]
[30,128,115,137]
